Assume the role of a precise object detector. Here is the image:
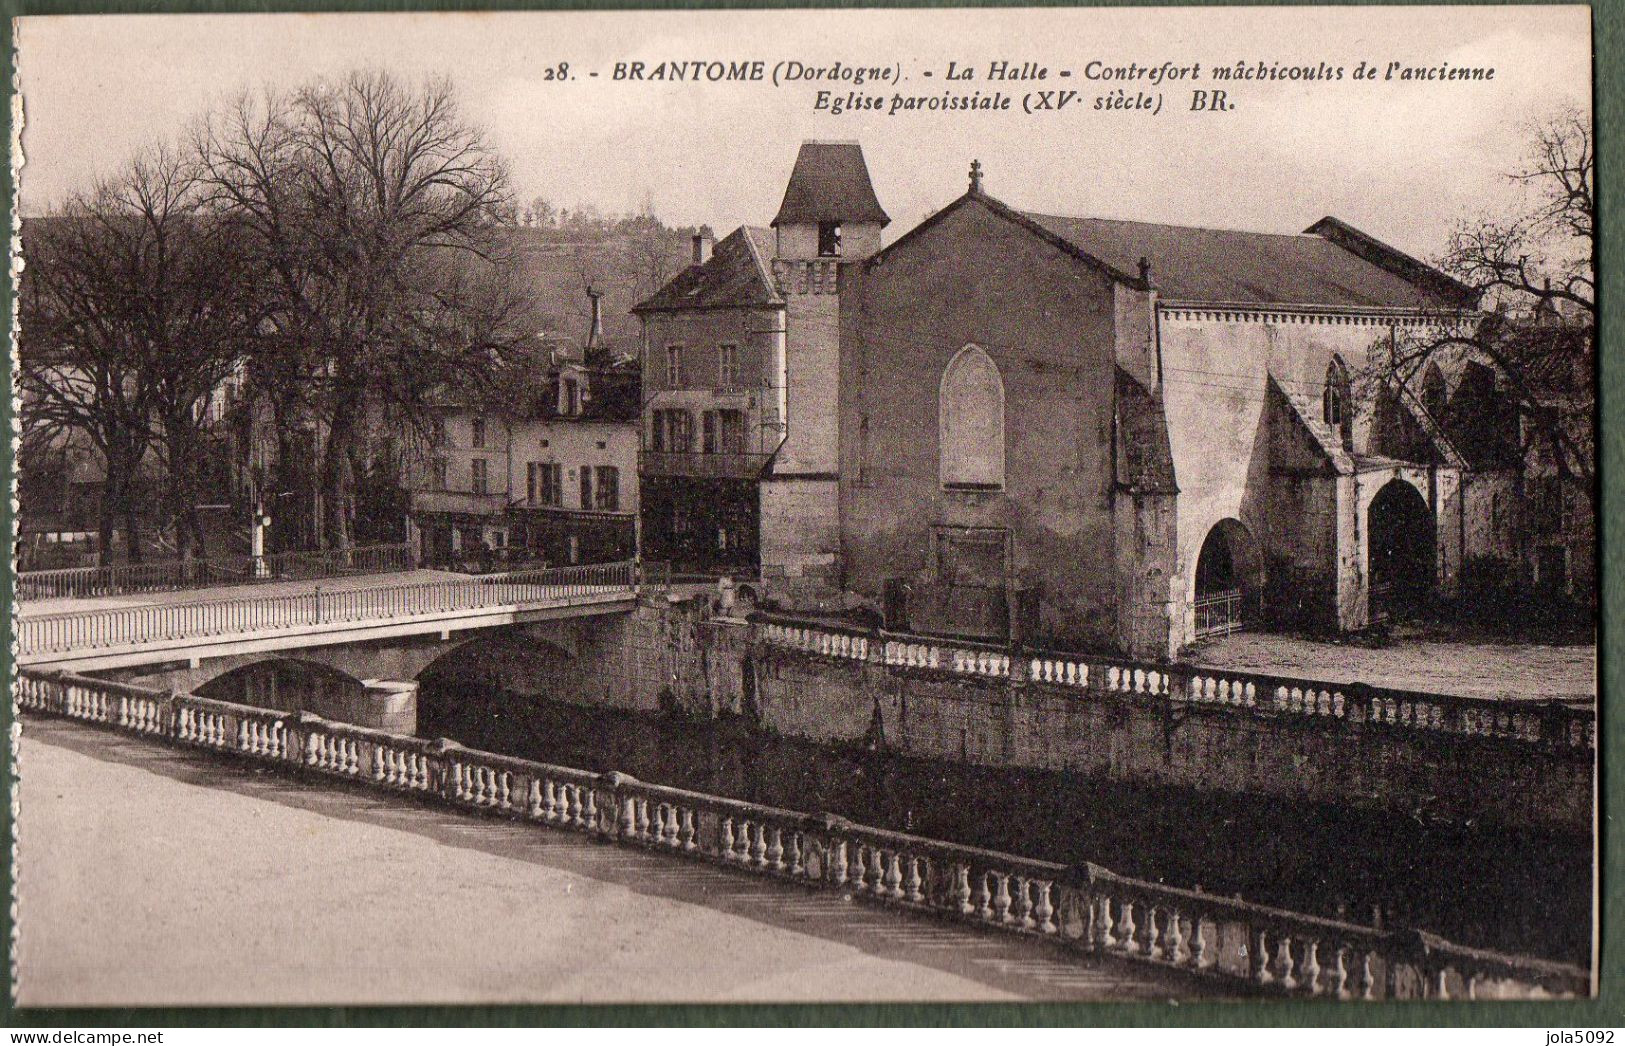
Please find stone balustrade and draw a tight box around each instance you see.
[754,617,1595,753]
[17,666,1590,1001]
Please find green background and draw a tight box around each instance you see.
[0,0,1616,1028]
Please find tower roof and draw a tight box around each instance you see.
[771,141,890,228]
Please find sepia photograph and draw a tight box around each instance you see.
[7,3,1600,1017]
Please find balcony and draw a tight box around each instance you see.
[408,489,509,516]
[640,450,774,481]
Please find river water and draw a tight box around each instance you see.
[419,678,1592,965]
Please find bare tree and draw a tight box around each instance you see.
[1379,106,1594,497]
[19,145,247,565]
[197,70,520,550]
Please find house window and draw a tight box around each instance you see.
[528,462,562,507]
[429,418,447,448]
[1323,356,1352,449]
[818,221,842,258]
[652,409,693,453]
[430,457,448,490]
[702,411,717,454]
[470,458,489,495]
[718,409,745,454]
[718,344,740,387]
[471,416,486,449]
[939,345,1005,490]
[579,466,593,509]
[594,466,620,511]
[560,378,581,416]
[666,345,684,388]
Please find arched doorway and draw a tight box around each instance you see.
[1368,479,1435,622]
[1194,519,1261,637]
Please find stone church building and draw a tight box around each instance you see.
[637,142,1505,658]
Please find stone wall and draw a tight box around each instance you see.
[521,603,1592,835]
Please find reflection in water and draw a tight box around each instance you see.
[420,676,1591,964]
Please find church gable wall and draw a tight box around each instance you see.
[839,201,1121,649]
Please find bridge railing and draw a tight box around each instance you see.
[18,560,638,658]
[755,617,1597,753]
[18,543,415,601]
[16,667,1591,1001]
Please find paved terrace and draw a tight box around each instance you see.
[15,717,1225,1006]
[16,563,639,673]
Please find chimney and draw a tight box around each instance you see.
[584,286,605,362]
[692,231,714,265]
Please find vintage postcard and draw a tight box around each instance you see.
[9,4,1597,1013]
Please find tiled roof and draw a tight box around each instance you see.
[632,226,781,313]
[1023,212,1462,310]
[771,142,890,228]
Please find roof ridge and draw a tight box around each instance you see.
[1023,209,1322,240]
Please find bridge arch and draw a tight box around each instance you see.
[194,656,371,722]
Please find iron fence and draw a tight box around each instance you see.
[19,560,638,657]
[19,543,415,601]
[1194,589,1244,638]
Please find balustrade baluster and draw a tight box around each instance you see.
[1014,877,1035,930]
[1251,930,1274,985]
[1332,945,1351,998]
[767,826,785,872]
[884,852,904,900]
[680,809,697,851]
[1190,917,1211,969]
[905,856,924,904]
[993,873,1012,923]
[1095,894,1116,949]
[1162,908,1184,962]
[1116,899,1137,951]
[637,798,653,841]
[720,817,736,861]
[1301,939,1323,995]
[1143,905,1160,957]
[1033,880,1056,934]
[1275,935,1298,989]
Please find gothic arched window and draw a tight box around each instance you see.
[940,345,1005,490]
[1323,355,1353,450]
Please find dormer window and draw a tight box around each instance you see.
[559,377,581,416]
[817,221,842,258]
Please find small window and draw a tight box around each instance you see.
[470,458,489,495]
[718,344,740,387]
[666,346,684,388]
[1323,356,1352,449]
[594,466,620,511]
[471,416,486,449]
[817,222,842,258]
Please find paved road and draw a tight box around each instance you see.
[15,717,1230,1006]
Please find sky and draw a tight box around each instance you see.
[15,7,1592,263]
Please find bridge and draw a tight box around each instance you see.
[17,560,642,674]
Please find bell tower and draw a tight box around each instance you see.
[761,141,889,606]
